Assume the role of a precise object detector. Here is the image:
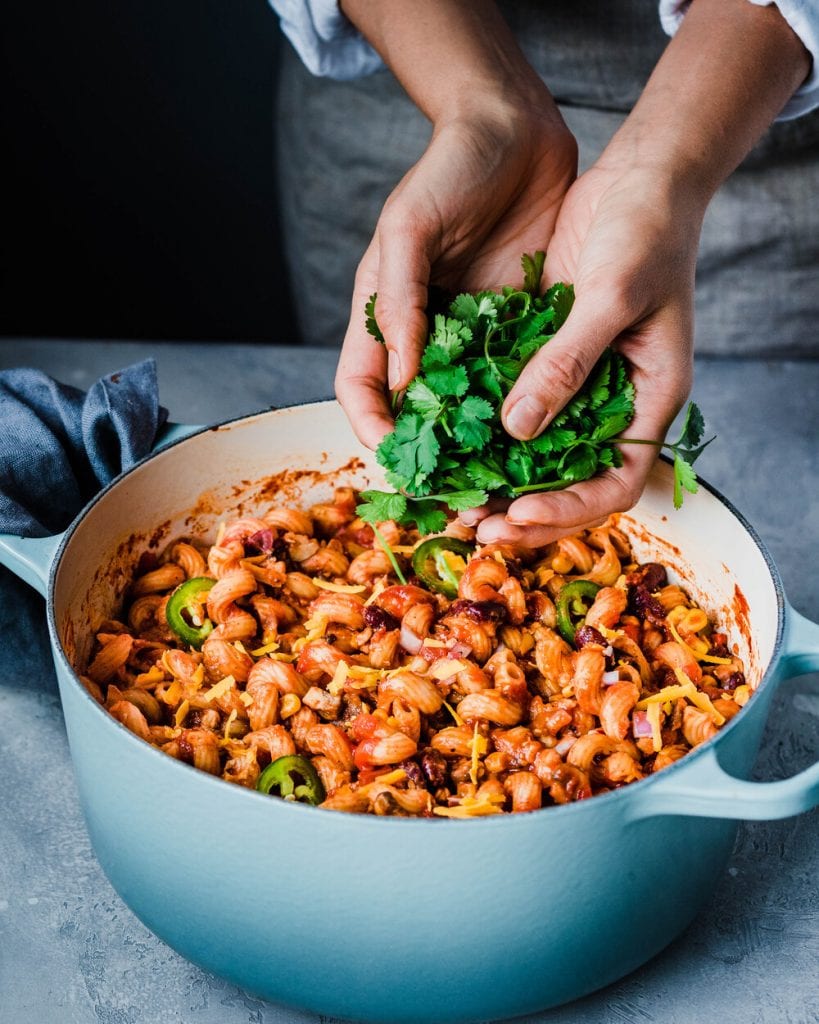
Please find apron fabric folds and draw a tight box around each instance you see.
[275,0,819,355]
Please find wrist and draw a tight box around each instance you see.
[601,0,813,205]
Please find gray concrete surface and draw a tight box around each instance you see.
[0,340,817,1024]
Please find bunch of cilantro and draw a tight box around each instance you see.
[358,252,711,535]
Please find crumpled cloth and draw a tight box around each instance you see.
[0,359,167,538]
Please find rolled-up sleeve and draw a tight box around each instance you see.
[659,0,819,119]
[269,0,383,79]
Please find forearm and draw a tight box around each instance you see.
[339,0,556,125]
[603,0,811,201]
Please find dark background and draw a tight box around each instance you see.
[1,0,298,343]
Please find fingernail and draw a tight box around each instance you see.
[505,397,549,439]
[387,350,401,390]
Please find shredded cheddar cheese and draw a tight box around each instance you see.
[422,638,447,649]
[327,660,350,696]
[203,675,235,703]
[162,681,183,706]
[311,578,368,595]
[433,794,505,818]
[223,708,237,739]
[469,721,487,786]
[668,620,733,665]
[174,699,190,727]
[734,685,751,706]
[239,691,254,707]
[135,665,165,686]
[646,701,663,753]
[359,768,407,795]
[430,659,469,680]
[639,674,725,726]
[250,640,280,657]
[364,579,386,606]
[442,700,465,727]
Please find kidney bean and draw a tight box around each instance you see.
[449,599,508,623]
[363,605,400,632]
[420,748,447,788]
[574,625,606,649]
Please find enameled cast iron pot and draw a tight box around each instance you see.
[2,401,818,1024]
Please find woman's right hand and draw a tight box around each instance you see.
[335,100,577,451]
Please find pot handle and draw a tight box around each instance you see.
[629,600,819,822]
[0,421,203,598]
[0,533,64,598]
[153,420,204,449]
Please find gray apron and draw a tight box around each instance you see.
[275,0,819,355]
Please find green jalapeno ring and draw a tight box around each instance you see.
[256,754,326,806]
[411,537,475,598]
[555,579,602,644]
[165,576,217,648]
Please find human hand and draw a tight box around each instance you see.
[334,100,577,450]
[465,159,705,546]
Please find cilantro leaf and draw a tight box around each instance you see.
[677,401,705,450]
[544,283,574,330]
[558,443,599,483]
[531,426,577,455]
[521,251,546,296]
[365,294,385,344]
[405,379,442,418]
[440,489,489,512]
[424,364,469,398]
[466,457,510,491]
[451,395,494,448]
[405,501,448,535]
[358,490,407,524]
[673,453,699,509]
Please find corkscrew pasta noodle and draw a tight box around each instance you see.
[82,488,750,817]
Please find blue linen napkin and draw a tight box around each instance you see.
[0,359,167,538]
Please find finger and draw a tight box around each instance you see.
[334,242,395,451]
[500,288,629,440]
[373,206,436,390]
[458,496,510,528]
[497,366,689,534]
[475,512,605,548]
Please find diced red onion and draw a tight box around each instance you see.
[632,710,653,737]
[247,529,274,555]
[447,641,473,660]
[555,736,577,757]
[603,645,614,658]
[400,623,423,655]
[602,669,620,686]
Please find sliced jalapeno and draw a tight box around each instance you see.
[411,537,474,598]
[555,579,602,644]
[165,576,216,648]
[256,754,326,806]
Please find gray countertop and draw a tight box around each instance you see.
[1,340,817,1024]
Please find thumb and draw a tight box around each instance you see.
[501,287,629,440]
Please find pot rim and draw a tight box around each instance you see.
[43,402,788,831]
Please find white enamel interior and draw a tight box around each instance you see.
[53,401,780,687]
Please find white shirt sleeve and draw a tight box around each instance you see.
[268,0,383,80]
[659,0,819,119]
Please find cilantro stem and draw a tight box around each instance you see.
[510,480,573,495]
[371,524,407,585]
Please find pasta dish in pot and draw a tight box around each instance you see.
[82,488,750,817]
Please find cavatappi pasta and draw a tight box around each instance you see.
[83,488,751,817]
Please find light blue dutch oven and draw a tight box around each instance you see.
[1,401,818,1024]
